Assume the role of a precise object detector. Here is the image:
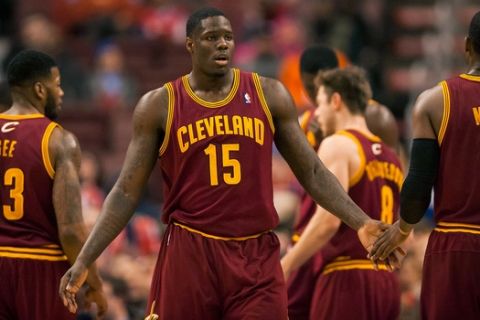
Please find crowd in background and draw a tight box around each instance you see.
[1,0,478,319]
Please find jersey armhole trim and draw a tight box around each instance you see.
[252,73,275,133]
[159,82,175,156]
[438,81,450,145]
[336,130,366,188]
[41,122,59,179]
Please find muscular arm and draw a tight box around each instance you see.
[75,88,168,268]
[398,86,443,232]
[282,136,352,276]
[370,85,443,260]
[261,76,369,230]
[51,128,102,289]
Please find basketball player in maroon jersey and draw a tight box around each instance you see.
[282,67,402,319]
[59,8,399,319]
[371,10,480,320]
[0,50,106,319]
[288,45,404,320]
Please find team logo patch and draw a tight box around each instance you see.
[244,93,251,104]
[372,143,382,155]
[1,121,19,133]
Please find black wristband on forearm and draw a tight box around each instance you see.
[400,138,440,224]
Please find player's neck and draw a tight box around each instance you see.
[336,113,370,134]
[7,92,43,115]
[189,68,233,92]
[466,63,480,76]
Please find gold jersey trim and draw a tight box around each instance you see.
[322,258,388,275]
[159,83,175,156]
[434,221,480,235]
[0,114,44,120]
[252,73,275,133]
[0,246,67,261]
[438,81,450,145]
[181,69,240,108]
[459,73,480,82]
[41,122,59,179]
[173,222,269,241]
[336,130,367,187]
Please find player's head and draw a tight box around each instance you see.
[186,7,233,76]
[6,50,63,120]
[313,66,372,136]
[466,11,480,62]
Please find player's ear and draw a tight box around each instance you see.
[186,37,194,54]
[331,92,342,110]
[33,81,46,100]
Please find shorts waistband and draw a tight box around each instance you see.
[0,245,68,261]
[434,221,480,235]
[322,258,388,275]
[173,222,270,241]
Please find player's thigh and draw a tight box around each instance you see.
[222,233,288,320]
[147,225,221,319]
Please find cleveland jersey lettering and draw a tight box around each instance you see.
[159,69,278,237]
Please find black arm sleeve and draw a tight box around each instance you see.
[400,138,440,224]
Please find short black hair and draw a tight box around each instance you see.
[6,50,56,87]
[469,11,480,54]
[186,7,226,37]
[300,45,339,75]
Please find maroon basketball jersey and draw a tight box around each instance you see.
[321,129,403,264]
[434,75,480,227]
[159,69,278,237]
[0,114,66,260]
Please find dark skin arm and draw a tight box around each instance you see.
[260,76,388,250]
[370,85,443,260]
[50,128,107,317]
[59,87,168,313]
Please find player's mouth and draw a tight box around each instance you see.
[214,54,229,66]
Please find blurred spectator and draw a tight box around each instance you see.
[51,0,141,39]
[90,42,137,111]
[2,13,92,104]
[139,0,188,44]
[80,152,106,230]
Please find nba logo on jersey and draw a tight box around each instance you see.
[244,93,251,104]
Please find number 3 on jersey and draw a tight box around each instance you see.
[2,168,25,220]
[204,143,241,186]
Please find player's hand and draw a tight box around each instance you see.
[59,262,88,314]
[84,285,108,319]
[357,219,389,253]
[357,219,405,271]
[369,220,410,262]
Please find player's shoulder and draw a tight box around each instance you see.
[50,127,80,154]
[413,84,444,115]
[366,100,394,122]
[320,132,358,155]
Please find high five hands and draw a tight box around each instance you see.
[358,220,407,271]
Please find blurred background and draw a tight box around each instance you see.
[1,0,479,319]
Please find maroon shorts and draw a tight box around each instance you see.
[146,223,288,319]
[287,254,323,320]
[421,230,480,320]
[310,268,400,320]
[0,256,74,320]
